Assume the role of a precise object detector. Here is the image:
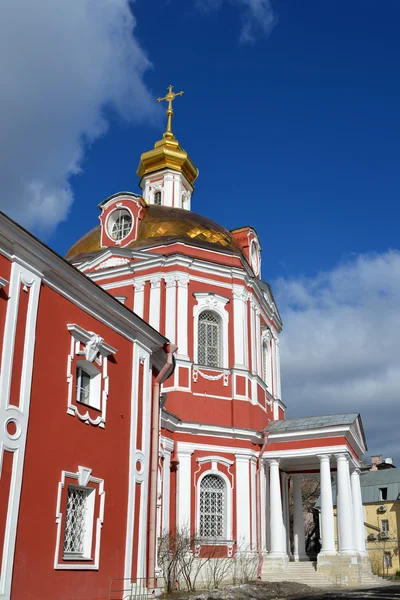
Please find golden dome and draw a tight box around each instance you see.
[66,205,241,261]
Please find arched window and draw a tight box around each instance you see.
[199,474,225,539]
[262,338,269,385]
[154,191,162,205]
[198,311,221,367]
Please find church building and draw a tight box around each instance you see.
[0,87,372,599]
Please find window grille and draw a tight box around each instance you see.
[381,519,389,535]
[76,367,91,405]
[63,487,88,555]
[154,191,162,205]
[199,474,225,539]
[198,311,221,367]
[111,211,132,240]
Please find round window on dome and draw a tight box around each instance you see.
[250,240,260,276]
[107,209,133,242]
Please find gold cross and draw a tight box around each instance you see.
[157,85,184,139]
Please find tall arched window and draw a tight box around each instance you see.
[198,311,221,367]
[199,474,225,539]
[154,190,162,205]
[262,336,271,389]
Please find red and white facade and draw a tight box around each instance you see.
[0,127,370,599]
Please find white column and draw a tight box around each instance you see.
[251,458,257,550]
[318,455,336,554]
[149,275,161,331]
[336,453,356,553]
[165,275,177,345]
[281,473,289,554]
[268,459,286,556]
[232,285,248,369]
[260,461,267,551]
[235,454,251,549]
[351,468,366,553]
[177,446,193,530]
[133,279,145,318]
[176,274,189,359]
[292,474,307,561]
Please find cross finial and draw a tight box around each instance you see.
[157,85,184,140]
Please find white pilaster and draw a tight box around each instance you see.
[275,337,281,399]
[336,453,355,554]
[292,474,306,561]
[250,300,256,374]
[232,285,248,369]
[268,459,286,556]
[133,279,145,318]
[162,446,172,534]
[149,276,161,331]
[351,468,366,554]
[281,473,289,553]
[165,275,177,345]
[318,454,336,555]
[177,446,194,530]
[235,454,251,549]
[176,274,189,359]
[255,309,262,377]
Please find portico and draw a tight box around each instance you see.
[260,414,370,584]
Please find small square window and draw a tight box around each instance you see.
[379,487,388,501]
[63,485,95,560]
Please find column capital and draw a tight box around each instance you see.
[133,278,146,292]
[351,466,361,476]
[176,273,189,287]
[335,452,349,463]
[317,454,331,462]
[267,458,280,467]
[165,274,177,288]
[150,275,162,289]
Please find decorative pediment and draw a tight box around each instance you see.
[67,324,117,361]
[94,257,130,271]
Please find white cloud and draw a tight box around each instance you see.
[197,0,277,42]
[274,251,400,464]
[0,0,156,233]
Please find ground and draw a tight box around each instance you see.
[168,582,400,600]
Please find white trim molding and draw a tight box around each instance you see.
[0,262,41,599]
[54,466,105,570]
[193,292,229,369]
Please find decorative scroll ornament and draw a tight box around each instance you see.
[85,333,104,362]
[193,368,229,386]
[95,257,129,270]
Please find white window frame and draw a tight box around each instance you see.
[54,466,105,570]
[381,519,389,535]
[261,328,272,390]
[63,484,95,560]
[196,468,232,542]
[76,361,101,410]
[193,293,229,369]
[67,324,117,427]
[105,206,134,244]
[197,310,222,368]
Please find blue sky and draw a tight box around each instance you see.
[55,0,400,281]
[1,0,400,462]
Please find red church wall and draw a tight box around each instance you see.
[10,283,137,600]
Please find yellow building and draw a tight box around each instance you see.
[330,468,400,577]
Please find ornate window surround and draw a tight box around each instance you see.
[196,468,232,542]
[193,293,229,369]
[66,324,117,428]
[104,204,135,245]
[54,466,105,570]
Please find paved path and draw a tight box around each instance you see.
[293,584,400,600]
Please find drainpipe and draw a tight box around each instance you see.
[148,343,177,592]
[257,432,269,579]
